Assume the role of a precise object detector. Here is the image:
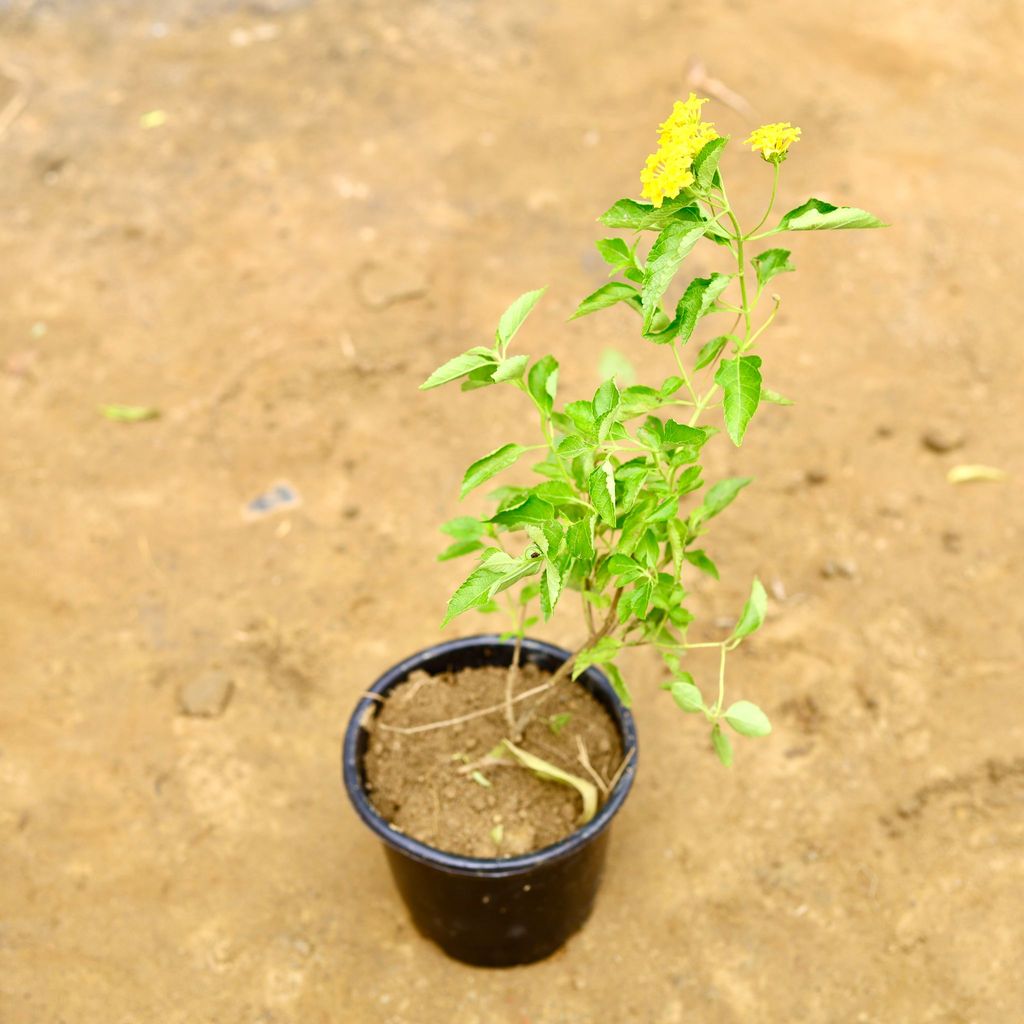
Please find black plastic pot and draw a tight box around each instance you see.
[341,634,638,967]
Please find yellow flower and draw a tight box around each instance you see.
[745,122,801,162]
[640,94,719,207]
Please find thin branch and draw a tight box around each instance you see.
[576,735,609,796]
[607,747,636,794]
[504,602,527,730]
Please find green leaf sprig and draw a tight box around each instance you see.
[420,98,885,764]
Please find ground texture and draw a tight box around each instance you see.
[2,1,1023,1021]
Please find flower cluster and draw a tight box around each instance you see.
[745,122,801,162]
[639,93,719,208]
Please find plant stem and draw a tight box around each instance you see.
[514,590,622,737]
[505,602,527,730]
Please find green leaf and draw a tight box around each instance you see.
[631,578,653,619]
[693,137,728,191]
[598,196,699,231]
[732,578,767,641]
[548,712,572,735]
[438,539,485,561]
[751,248,795,289]
[527,355,559,414]
[714,355,763,446]
[440,515,485,540]
[694,334,732,371]
[588,463,617,527]
[599,348,636,385]
[571,282,642,320]
[692,476,751,525]
[671,678,704,713]
[666,518,685,576]
[442,564,507,625]
[497,288,546,347]
[674,273,733,344]
[683,548,719,579]
[711,724,733,766]
[557,435,592,458]
[724,700,772,737]
[572,636,622,678]
[499,740,598,825]
[100,404,159,422]
[491,354,529,383]
[761,387,794,406]
[540,562,564,620]
[461,443,526,498]
[460,364,499,391]
[567,517,595,562]
[605,553,645,583]
[776,198,886,232]
[488,494,555,527]
[618,385,662,420]
[641,221,706,334]
[421,347,496,390]
[595,237,635,274]
[605,662,632,707]
[594,378,621,442]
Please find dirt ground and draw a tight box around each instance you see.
[2,1,1023,1021]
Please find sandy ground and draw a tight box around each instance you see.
[2,1,1023,1021]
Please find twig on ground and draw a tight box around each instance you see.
[607,747,635,794]
[576,736,609,796]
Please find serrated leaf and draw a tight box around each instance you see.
[751,248,794,289]
[715,355,763,446]
[776,198,886,232]
[441,564,507,625]
[711,723,733,766]
[693,137,728,191]
[694,334,732,371]
[618,385,662,420]
[557,434,593,458]
[571,281,642,320]
[598,195,699,231]
[420,348,496,390]
[589,463,617,527]
[540,561,564,620]
[499,740,598,825]
[460,364,498,391]
[674,273,733,344]
[732,578,767,641]
[631,578,653,619]
[667,518,685,576]
[671,679,704,713]
[641,221,706,334]
[497,287,546,347]
[461,443,526,498]
[693,476,751,525]
[724,700,772,737]
[488,494,555,527]
[548,712,572,735]
[567,517,595,562]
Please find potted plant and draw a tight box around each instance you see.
[342,97,884,967]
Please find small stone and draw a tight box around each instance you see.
[805,468,828,486]
[820,559,857,580]
[941,530,962,554]
[356,263,427,308]
[442,785,457,800]
[921,425,965,454]
[768,578,787,602]
[178,670,233,717]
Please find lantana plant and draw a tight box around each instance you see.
[421,96,884,765]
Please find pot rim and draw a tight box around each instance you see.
[341,633,638,877]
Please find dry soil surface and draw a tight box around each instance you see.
[2,1,1023,1022]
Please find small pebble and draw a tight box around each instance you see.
[805,467,828,486]
[768,578,787,601]
[178,670,233,717]
[821,559,857,580]
[442,785,456,800]
[921,425,965,454]
[941,531,962,554]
